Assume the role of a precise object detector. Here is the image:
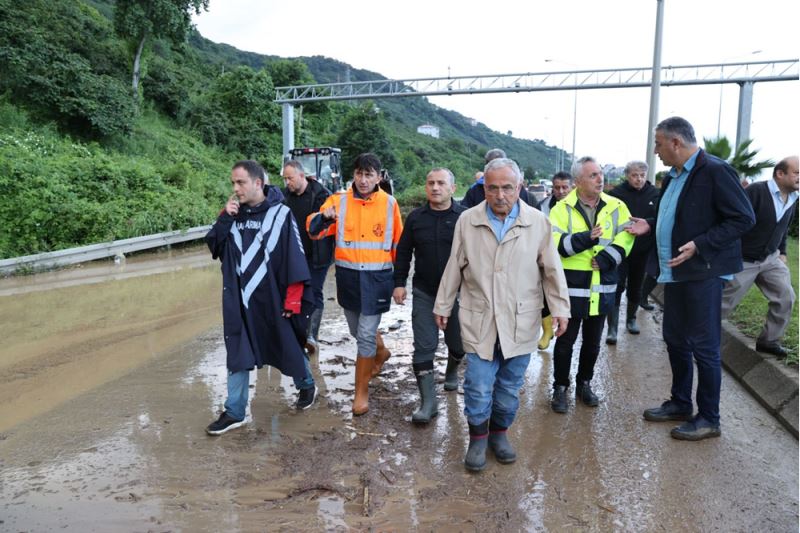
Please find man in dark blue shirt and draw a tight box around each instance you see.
[393,168,466,423]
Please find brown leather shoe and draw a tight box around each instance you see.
[370,332,392,379]
[352,356,372,416]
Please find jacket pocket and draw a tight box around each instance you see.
[458,304,486,346]
[514,299,541,344]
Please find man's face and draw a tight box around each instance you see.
[282,165,306,195]
[484,165,521,218]
[230,166,262,206]
[425,170,456,208]
[551,178,572,201]
[654,130,680,168]
[775,157,800,193]
[353,167,381,196]
[575,161,604,198]
[626,167,647,190]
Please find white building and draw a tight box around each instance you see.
[417,124,440,138]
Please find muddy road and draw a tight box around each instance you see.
[1,245,797,532]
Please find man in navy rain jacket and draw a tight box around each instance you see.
[205,160,317,436]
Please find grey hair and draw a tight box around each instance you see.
[624,160,648,175]
[427,167,456,185]
[571,156,597,180]
[656,116,697,146]
[282,159,305,176]
[484,157,522,183]
[484,148,507,164]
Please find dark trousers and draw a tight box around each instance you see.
[615,251,648,306]
[309,265,330,310]
[663,278,723,425]
[552,314,606,387]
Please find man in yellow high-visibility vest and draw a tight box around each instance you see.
[549,156,634,413]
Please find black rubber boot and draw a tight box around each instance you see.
[305,307,323,354]
[411,369,438,424]
[488,420,516,464]
[626,301,640,334]
[576,380,599,407]
[465,421,489,472]
[551,385,568,413]
[605,306,620,345]
[443,351,463,392]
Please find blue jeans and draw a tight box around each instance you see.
[663,278,723,425]
[224,357,315,421]
[463,348,531,428]
[309,265,330,310]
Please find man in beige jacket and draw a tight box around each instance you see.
[434,158,570,472]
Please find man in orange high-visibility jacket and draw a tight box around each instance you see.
[307,153,403,416]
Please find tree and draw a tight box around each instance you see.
[335,101,396,179]
[113,0,209,95]
[703,135,774,179]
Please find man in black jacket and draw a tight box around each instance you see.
[393,168,466,423]
[461,148,533,208]
[627,117,755,441]
[606,160,660,342]
[722,156,798,357]
[282,160,335,355]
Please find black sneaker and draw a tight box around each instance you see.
[296,386,318,410]
[551,385,568,413]
[576,380,599,407]
[206,412,246,435]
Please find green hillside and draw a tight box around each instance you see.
[0,0,567,259]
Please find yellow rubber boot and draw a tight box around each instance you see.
[538,315,554,350]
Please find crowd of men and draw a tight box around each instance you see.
[203,116,798,471]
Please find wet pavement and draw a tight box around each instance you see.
[1,244,797,532]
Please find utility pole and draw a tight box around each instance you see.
[645,0,665,183]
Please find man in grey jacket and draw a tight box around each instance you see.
[434,158,570,472]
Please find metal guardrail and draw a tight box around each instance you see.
[0,225,212,275]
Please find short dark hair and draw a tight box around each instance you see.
[773,156,796,179]
[552,171,572,183]
[353,153,382,174]
[282,159,305,175]
[232,160,267,183]
[656,116,697,145]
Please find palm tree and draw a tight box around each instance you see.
[703,136,774,178]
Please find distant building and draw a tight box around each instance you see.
[417,124,440,138]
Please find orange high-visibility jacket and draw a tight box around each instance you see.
[307,187,403,271]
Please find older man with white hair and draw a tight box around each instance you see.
[435,158,570,472]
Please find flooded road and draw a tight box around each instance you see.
[1,245,797,532]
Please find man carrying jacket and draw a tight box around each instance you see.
[434,158,570,472]
[393,168,466,424]
[549,156,634,413]
[307,153,403,416]
[282,160,335,354]
[606,160,660,342]
[627,116,755,441]
[205,160,318,435]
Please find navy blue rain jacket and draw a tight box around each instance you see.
[206,185,313,377]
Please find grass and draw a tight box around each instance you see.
[728,237,798,365]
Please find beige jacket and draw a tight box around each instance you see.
[434,201,570,360]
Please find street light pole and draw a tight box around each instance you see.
[645,0,665,184]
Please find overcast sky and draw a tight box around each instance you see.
[194,0,798,177]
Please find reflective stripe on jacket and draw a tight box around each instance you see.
[549,190,634,317]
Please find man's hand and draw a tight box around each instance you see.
[780,254,788,264]
[392,287,406,305]
[321,206,337,220]
[626,217,651,236]
[552,316,569,337]
[590,225,603,240]
[225,195,240,216]
[591,258,599,270]
[667,240,697,268]
[281,309,294,318]
[434,314,448,331]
